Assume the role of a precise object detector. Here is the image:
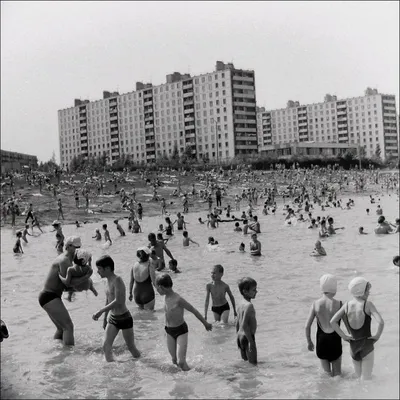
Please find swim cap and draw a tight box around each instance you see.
[348,277,369,297]
[137,246,150,255]
[75,249,92,264]
[320,274,337,293]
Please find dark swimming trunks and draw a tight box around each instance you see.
[343,301,375,361]
[38,290,61,307]
[108,311,133,330]
[133,268,155,306]
[165,322,188,340]
[237,334,255,351]
[211,302,230,316]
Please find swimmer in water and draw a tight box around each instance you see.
[114,219,126,236]
[182,230,199,247]
[239,242,245,252]
[92,229,102,240]
[310,240,327,256]
[103,224,112,244]
[359,227,368,235]
[233,222,243,232]
[236,277,258,365]
[204,264,237,323]
[198,217,205,224]
[22,224,32,243]
[155,273,212,371]
[249,233,261,256]
[330,277,384,380]
[393,256,399,267]
[13,231,24,254]
[305,274,343,377]
[168,259,181,273]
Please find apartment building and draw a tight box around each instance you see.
[1,149,38,174]
[58,61,258,169]
[257,88,399,160]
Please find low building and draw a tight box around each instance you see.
[259,141,358,158]
[0,149,38,174]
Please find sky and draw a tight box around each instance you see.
[1,1,399,163]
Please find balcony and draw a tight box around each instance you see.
[183,92,193,98]
[184,123,195,130]
[110,114,118,121]
[144,100,153,107]
[184,107,194,114]
[145,123,154,129]
[232,75,254,82]
[185,132,196,139]
[182,81,193,88]
[233,84,255,91]
[184,116,195,122]
[235,127,257,133]
[183,99,194,105]
[233,100,256,107]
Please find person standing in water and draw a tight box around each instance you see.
[93,255,141,362]
[330,277,384,380]
[305,274,343,377]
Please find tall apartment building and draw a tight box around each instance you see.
[257,88,398,160]
[58,61,258,169]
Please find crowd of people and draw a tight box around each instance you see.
[1,164,399,379]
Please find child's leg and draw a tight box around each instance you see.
[361,351,374,380]
[121,327,141,358]
[221,310,230,324]
[246,341,257,365]
[176,333,190,371]
[331,356,342,377]
[352,359,362,378]
[319,359,332,374]
[103,323,119,362]
[166,333,178,365]
[212,312,221,322]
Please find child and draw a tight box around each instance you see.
[92,255,141,362]
[204,265,237,323]
[164,217,174,236]
[249,233,261,256]
[233,222,242,232]
[150,248,163,271]
[330,277,384,380]
[59,249,98,301]
[305,274,343,377]
[393,255,400,267]
[242,219,249,235]
[327,217,344,235]
[161,198,167,215]
[13,231,24,254]
[31,212,43,233]
[208,236,218,245]
[114,219,126,236]
[52,221,64,253]
[137,203,143,220]
[168,259,181,273]
[239,242,245,252]
[22,224,32,243]
[359,227,368,235]
[157,232,169,244]
[158,224,164,232]
[103,224,112,244]
[236,277,258,365]
[310,240,327,256]
[92,229,102,240]
[366,208,370,215]
[182,230,199,247]
[319,220,329,238]
[198,217,205,224]
[155,273,212,370]
[132,219,142,233]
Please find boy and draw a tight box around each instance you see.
[310,240,327,256]
[114,219,126,236]
[249,233,261,256]
[330,277,384,380]
[236,277,258,365]
[233,222,242,232]
[13,231,24,254]
[198,217,205,224]
[92,255,141,362]
[182,230,199,247]
[359,227,368,235]
[204,265,237,323]
[103,224,112,244]
[239,243,245,252]
[249,216,261,234]
[242,219,249,235]
[22,224,32,243]
[168,259,181,273]
[305,274,343,377]
[155,273,212,371]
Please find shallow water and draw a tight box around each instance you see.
[1,194,399,399]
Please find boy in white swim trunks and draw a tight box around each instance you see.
[204,264,237,323]
[305,274,343,376]
[155,273,212,371]
[330,277,384,380]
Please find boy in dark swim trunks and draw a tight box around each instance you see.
[204,265,237,323]
[304,274,343,377]
[236,277,257,365]
[93,255,141,362]
[13,231,24,253]
[155,273,212,371]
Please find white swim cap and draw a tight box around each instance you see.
[320,274,337,293]
[75,249,92,264]
[348,277,369,297]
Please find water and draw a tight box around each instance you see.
[1,194,399,399]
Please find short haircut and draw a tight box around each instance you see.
[96,255,115,271]
[148,232,156,241]
[183,231,188,236]
[137,250,150,262]
[102,224,107,229]
[214,264,224,274]
[378,216,385,224]
[393,255,400,265]
[238,277,257,296]
[156,273,173,288]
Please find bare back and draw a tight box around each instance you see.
[314,297,342,333]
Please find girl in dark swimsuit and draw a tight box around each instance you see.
[129,248,156,310]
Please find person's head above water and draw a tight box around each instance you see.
[348,277,370,298]
[320,274,337,294]
[377,216,385,224]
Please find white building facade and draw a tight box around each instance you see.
[257,89,398,160]
[58,61,258,168]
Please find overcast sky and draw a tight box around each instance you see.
[1,1,399,162]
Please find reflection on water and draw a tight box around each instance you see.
[1,194,399,399]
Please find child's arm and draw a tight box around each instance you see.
[128,268,134,301]
[59,267,74,286]
[367,301,384,341]
[19,241,24,254]
[93,276,124,320]
[304,303,316,351]
[242,304,256,347]
[226,285,237,317]
[180,296,212,331]
[330,305,353,342]
[189,238,199,246]
[204,284,211,320]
